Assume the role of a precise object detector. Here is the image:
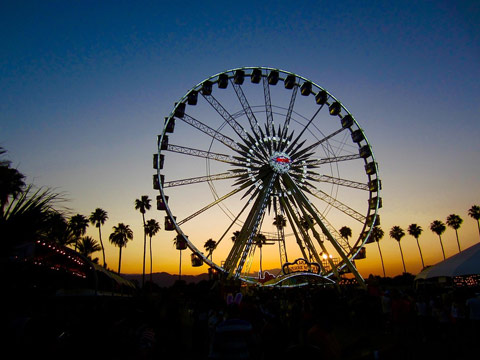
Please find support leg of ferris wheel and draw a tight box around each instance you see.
[285,174,366,288]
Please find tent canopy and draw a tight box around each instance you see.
[415,242,480,280]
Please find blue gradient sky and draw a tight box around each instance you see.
[1,1,479,276]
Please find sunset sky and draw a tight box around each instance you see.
[2,1,479,278]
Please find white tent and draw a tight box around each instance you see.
[415,242,480,280]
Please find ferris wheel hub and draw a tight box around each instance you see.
[269,152,291,174]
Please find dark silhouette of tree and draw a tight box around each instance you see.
[339,226,353,250]
[254,233,267,277]
[390,226,406,273]
[204,238,217,261]
[77,236,101,260]
[408,224,424,268]
[173,235,185,280]
[371,226,386,277]
[145,218,160,282]
[109,223,133,274]
[89,208,108,268]
[0,147,26,216]
[446,214,463,252]
[1,185,66,254]
[273,214,288,261]
[44,211,75,246]
[69,214,89,251]
[468,205,480,239]
[430,220,447,260]
[135,195,151,287]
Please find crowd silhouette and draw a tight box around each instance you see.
[6,274,480,360]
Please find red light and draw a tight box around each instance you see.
[276,157,290,163]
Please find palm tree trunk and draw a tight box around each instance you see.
[259,247,263,278]
[455,230,461,252]
[118,247,123,274]
[476,220,480,239]
[377,242,386,277]
[438,235,446,260]
[179,249,182,281]
[398,242,407,273]
[149,235,153,283]
[416,238,425,268]
[142,213,146,287]
[99,226,106,268]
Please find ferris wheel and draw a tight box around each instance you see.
[153,67,381,287]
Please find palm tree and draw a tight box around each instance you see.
[109,223,133,274]
[77,236,101,260]
[204,238,217,261]
[0,147,26,216]
[339,226,353,250]
[173,235,185,280]
[273,214,288,262]
[254,233,267,277]
[89,208,108,268]
[135,195,151,286]
[468,205,480,239]
[390,226,406,273]
[371,226,385,277]
[408,224,424,268]
[145,218,160,282]
[446,214,463,252]
[430,220,447,260]
[69,214,89,251]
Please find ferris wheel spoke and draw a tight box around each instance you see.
[177,185,247,226]
[262,75,274,146]
[304,185,366,223]
[285,173,364,284]
[202,93,252,144]
[307,174,369,191]
[290,127,346,161]
[165,144,241,165]
[162,171,246,188]
[304,154,362,167]
[285,103,325,155]
[279,85,298,151]
[180,113,242,153]
[230,80,262,139]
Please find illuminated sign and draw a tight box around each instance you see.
[282,258,321,275]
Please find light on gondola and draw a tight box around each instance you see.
[315,90,328,105]
[268,70,279,85]
[300,82,312,96]
[284,74,296,89]
[329,102,341,116]
[341,114,353,128]
[251,68,262,83]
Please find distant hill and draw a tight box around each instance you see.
[122,272,210,287]
[122,269,283,287]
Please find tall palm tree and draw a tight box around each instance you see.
[69,214,89,251]
[204,238,217,261]
[173,235,185,280]
[446,214,463,252]
[339,226,353,250]
[430,220,447,260]
[468,205,480,239]
[371,226,385,277]
[390,226,406,274]
[109,223,133,274]
[135,195,151,286]
[254,233,267,277]
[77,236,101,260]
[408,224,424,268]
[145,218,160,282]
[273,214,288,262]
[89,208,108,268]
